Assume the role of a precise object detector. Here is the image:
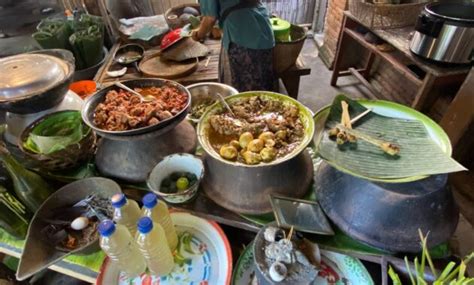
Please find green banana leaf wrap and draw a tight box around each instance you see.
[23,111,91,155]
[32,15,104,70]
[32,19,73,50]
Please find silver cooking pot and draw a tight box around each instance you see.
[197,92,315,215]
[410,2,474,64]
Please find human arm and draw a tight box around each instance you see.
[192,16,217,41]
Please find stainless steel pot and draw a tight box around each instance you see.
[202,150,313,215]
[186,82,238,123]
[197,92,315,215]
[0,49,75,114]
[410,2,474,64]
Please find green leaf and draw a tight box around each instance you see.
[388,266,402,285]
[23,111,89,155]
[437,262,456,282]
[316,95,466,179]
[405,256,416,285]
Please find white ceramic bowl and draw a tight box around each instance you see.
[147,153,204,204]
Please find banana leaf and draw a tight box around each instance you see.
[315,95,466,180]
[69,25,104,70]
[33,19,72,50]
[23,111,89,155]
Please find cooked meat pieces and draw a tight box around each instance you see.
[93,87,187,131]
[208,96,305,164]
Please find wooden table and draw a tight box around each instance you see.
[94,39,311,99]
[331,11,471,113]
[95,39,221,86]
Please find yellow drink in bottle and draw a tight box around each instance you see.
[99,220,146,278]
[136,217,175,276]
[141,193,178,251]
[111,194,141,237]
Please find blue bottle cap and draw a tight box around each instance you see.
[98,220,116,237]
[142,193,158,209]
[111,193,126,208]
[137,217,154,234]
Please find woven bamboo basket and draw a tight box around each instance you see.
[273,24,307,73]
[19,111,97,171]
[164,3,201,29]
[349,0,429,30]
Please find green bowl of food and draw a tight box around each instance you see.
[20,110,96,171]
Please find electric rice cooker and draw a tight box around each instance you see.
[409,2,474,64]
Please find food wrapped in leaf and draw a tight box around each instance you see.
[23,111,91,155]
[33,19,72,50]
[69,25,104,70]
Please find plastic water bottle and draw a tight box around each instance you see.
[111,194,141,237]
[98,220,146,278]
[141,193,178,251]
[136,217,174,276]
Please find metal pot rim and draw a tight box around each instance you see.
[197,91,315,168]
[425,2,474,24]
[81,78,191,137]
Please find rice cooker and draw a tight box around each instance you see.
[409,2,474,64]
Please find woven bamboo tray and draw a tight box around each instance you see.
[349,0,429,30]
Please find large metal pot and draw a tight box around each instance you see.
[81,78,191,139]
[315,162,459,253]
[0,49,75,114]
[410,2,474,64]
[186,82,238,123]
[197,92,315,215]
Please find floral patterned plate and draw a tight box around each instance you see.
[97,212,232,285]
[232,242,373,285]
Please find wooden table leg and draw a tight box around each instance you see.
[362,51,376,79]
[330,16,349,87]
[411,73,437,111]
[281,75,301,100]
[439,69,474,148]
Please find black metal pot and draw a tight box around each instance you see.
[0,49,75,114]
[81,78,191,138]
[315,162,459,253]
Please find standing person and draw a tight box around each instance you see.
[192,0,276,92]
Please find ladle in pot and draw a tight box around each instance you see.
[214,92,235,116]
[113,82,155,102]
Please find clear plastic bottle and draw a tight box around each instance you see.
[98,220,146,278]
[111,194,141,237]
[136,217,175,276]
[141,193,178,251]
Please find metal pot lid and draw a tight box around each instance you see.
[0,53,71,102]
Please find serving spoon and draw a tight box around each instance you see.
[214,92,235,116]
[113,82,155,102]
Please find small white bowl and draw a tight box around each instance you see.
[147,153,204,204]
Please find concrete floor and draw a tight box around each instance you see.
[293,39,371,113]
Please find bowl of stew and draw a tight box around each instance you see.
[197,91,315,167]
[82,79,191,138]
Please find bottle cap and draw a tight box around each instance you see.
[137,217,154,234]
[98,220,116,237]
[111,193,126,208]
[142,193,158,209]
